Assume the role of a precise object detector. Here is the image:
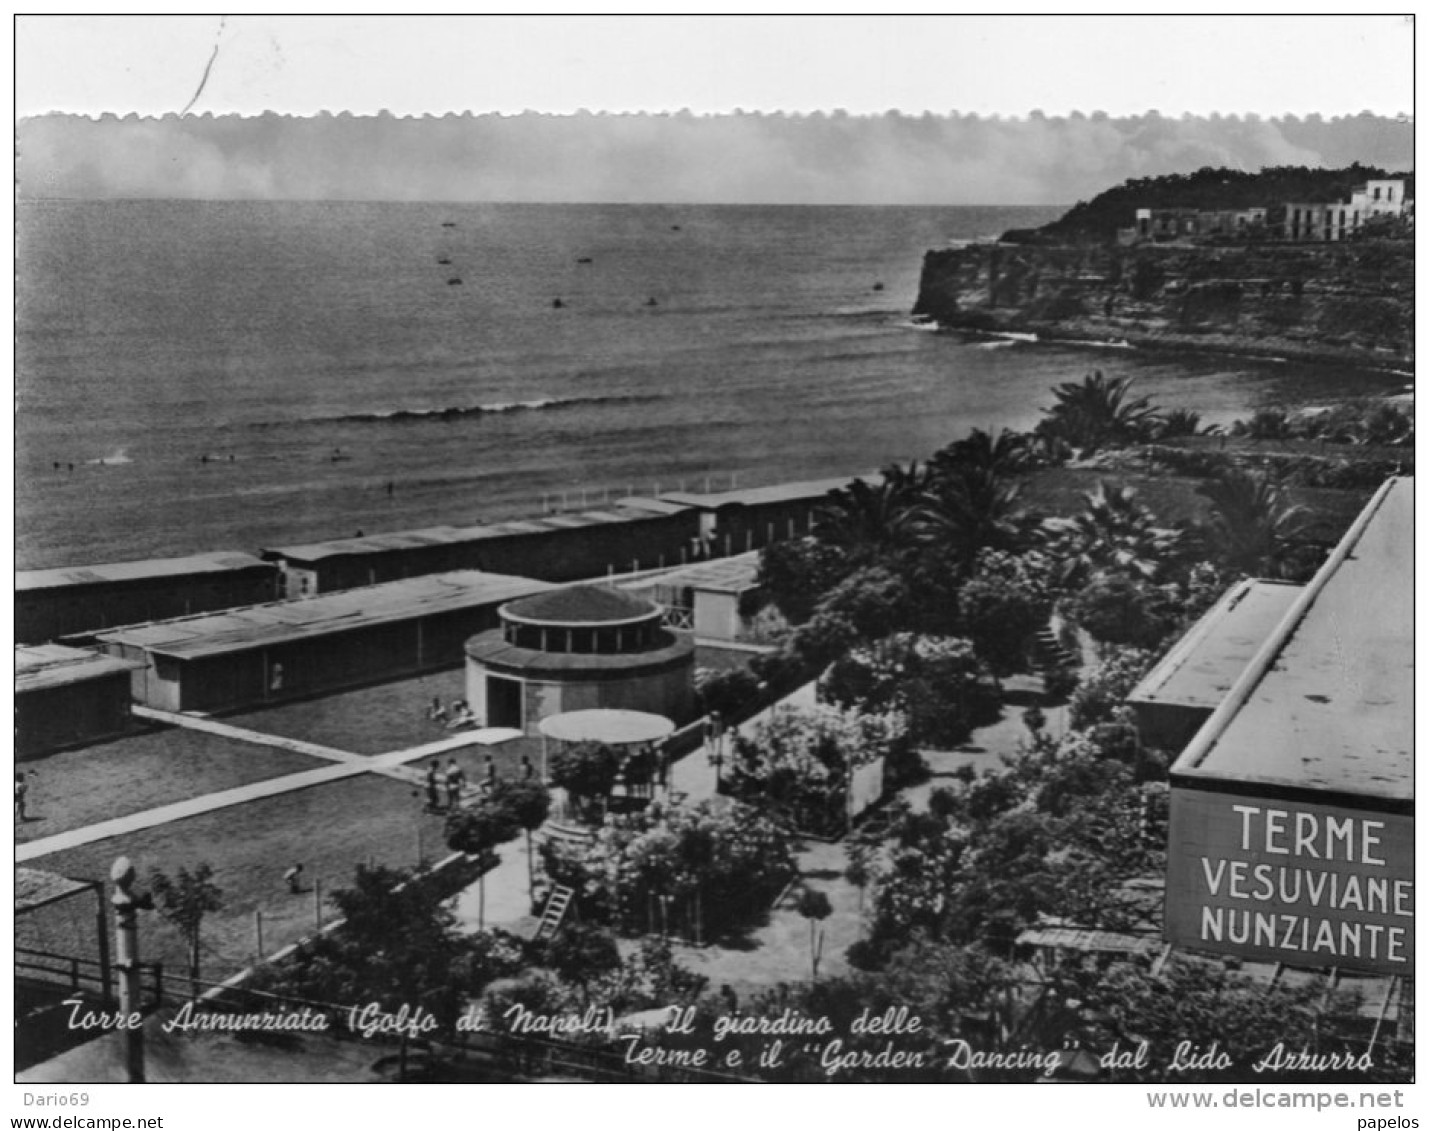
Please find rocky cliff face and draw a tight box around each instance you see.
[912,240,1413,369]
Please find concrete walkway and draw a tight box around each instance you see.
[16,760,372,862]
[19,714,525,862]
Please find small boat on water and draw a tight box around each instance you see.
[576,256,594,264]
[646,297,659,307]
[441,221,457,228]
[447,277,463,286]
[437,256,451,265]
[552,297,565,309]
[872,282,885,291]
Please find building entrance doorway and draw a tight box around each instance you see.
[487,676,523,730]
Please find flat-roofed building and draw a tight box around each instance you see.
[1163,477,1412,977]
[1128,578,1303,753]
[261,505,699,598]
[15,552,278,644]
[660,474,877,557]
[16,644,142,757]
[621,551,763,641]
[77,571,555,714]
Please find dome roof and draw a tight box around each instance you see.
[502,584,659,626]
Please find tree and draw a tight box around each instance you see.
[1068,573,1176,650]
[1036,372,1160,454]
[548,742,622,819]
[729,703,905,837]
[757,537,854,625]
[956,549,1056,674]
[931,427,1039,478]
[813,464,927,564]
[1196,467,1314,579]
[820,634,1001,749]
[446,799,520,929]
[284,863,474,1080]
[488,778,552,912]
[844,837,875,916]
[1067,648,1156,730]
[150,864,223,998]
[796,888,834,980]
[915,464,1032,575]
[1048,480,1185,585]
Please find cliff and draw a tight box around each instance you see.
[912,240,1413,369]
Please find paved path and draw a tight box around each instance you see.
[133,705,365,764]
[20,714,523,862]
[451,682,821,938]
[16,760,372,862]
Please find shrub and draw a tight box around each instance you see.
[956,550,1056,675]
[694,666,762,722]
[1068,648,1156,730]
[729,703,905,837]
[819,633,1001,748]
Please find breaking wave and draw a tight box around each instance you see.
[265,393,663,427]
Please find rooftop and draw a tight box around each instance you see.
[1171,477,1412,805]
[15,643,142,693]
[262,504,675,563]
[466,629,693,674]
[1129,579,1303,711]
[17,551,269,591]
[503,584,659,626]
[85,571,555,660]
[624,551,762,596]
[659,473,878,511]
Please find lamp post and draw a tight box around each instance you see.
[110,857,150,1084]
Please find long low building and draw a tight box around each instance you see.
[74,571,555,714]
[261,505,700,597]
[16,552,279,644]
[660,473,877,556]
[16,644,142,757]
[1162,477,1412,978]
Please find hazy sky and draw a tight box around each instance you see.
[15,15,1415,205]
[17,16,1413,118]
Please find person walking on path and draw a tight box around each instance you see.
[14,772,28,822]
[425,761,442,812]
[284,862,304,894]
[520,753,535,782]
[481,753,497,795]
[445,758,465,809]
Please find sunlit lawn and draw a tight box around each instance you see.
[31,775,452,985]
[16,726,322,844]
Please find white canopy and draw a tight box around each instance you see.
[538,708,675,747]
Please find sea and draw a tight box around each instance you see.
[15,200,1408,570]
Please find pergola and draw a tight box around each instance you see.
[537,708,675,783]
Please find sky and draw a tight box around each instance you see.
[13,16,1417,204]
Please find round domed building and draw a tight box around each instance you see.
[464,585,695,734]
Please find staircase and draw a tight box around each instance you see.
[533,884,575,943]
[1032,622,1078,673]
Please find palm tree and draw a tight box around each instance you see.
[916,464,1034,575]
[1037,371,1160,455]
[1154,408,1220,440]
[813,461,927,562]
[1196,468,1314,579]
[932,427,1037,478]
[1048,480,1186,585]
